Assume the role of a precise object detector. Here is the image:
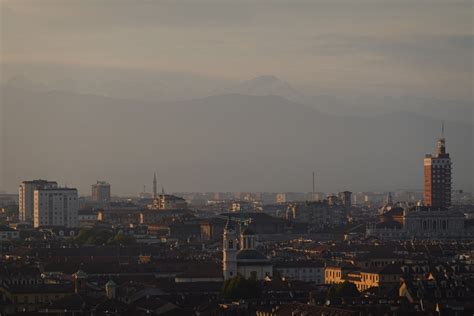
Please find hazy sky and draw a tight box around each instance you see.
[1,1,472,195]
[2,0,473,99]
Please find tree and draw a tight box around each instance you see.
[74,228,136,245]
[326,281,360,300]
[222,275,259,299]
[109,232,136,245]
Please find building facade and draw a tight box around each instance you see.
[149,194,188,210]
[274,262,325,283]
[424,135,452,207]
[366,206,470,240]
[288,201,346,232]
[325,264,355,285]
[19,180,58,222]
[338,191,352,208]
[223,220,272,281]
[0,226,20,241]
[91,181,111,204]
[33,188,79,228]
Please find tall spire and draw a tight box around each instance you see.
[441,121,445,138]
[153,173,157,199]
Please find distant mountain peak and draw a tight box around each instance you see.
[247,75,281,82]
[217,74,302,102]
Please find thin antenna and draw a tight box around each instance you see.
[312,172,315,201]
[441,121,445,138]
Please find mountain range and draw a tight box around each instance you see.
[1,83,472,195]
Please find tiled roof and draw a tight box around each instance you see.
[236,249,268,261]
[7,283,74,294]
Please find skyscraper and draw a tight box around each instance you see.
[424,127,452,208]
[19,180,58,222]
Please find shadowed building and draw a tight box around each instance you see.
[91,181,111,204]
[34,188,79,228]
[424,128,452,208]
[223,219,272,280]
[339,191,352,208]
[19,180,58,222]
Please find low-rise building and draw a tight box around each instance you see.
[78,210,97,227]
[366,206,472,240]
[274,261,325,283]
[149,194,187,210]
[0,226,19,241]
[325,264,356,285]
[352,264,403,291]
[288,201,346,232]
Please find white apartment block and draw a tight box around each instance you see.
[19,180,58,222]
[33,188,79,228]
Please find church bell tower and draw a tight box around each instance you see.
[223,218,238,280]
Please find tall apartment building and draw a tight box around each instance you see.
[338,191,352,208]
[33,188,79,228]
[19,180,58,222]
[91,181,111,204]
[424,132,452,208]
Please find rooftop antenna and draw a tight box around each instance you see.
[441,121,445,138]
[312,171,315,201]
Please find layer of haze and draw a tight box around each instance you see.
[1,0,473,196]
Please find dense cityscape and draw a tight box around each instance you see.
[0,131,473,315]
[2,1,473,315]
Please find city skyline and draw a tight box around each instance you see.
[9,130,467,207]
[0,2,473,314]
